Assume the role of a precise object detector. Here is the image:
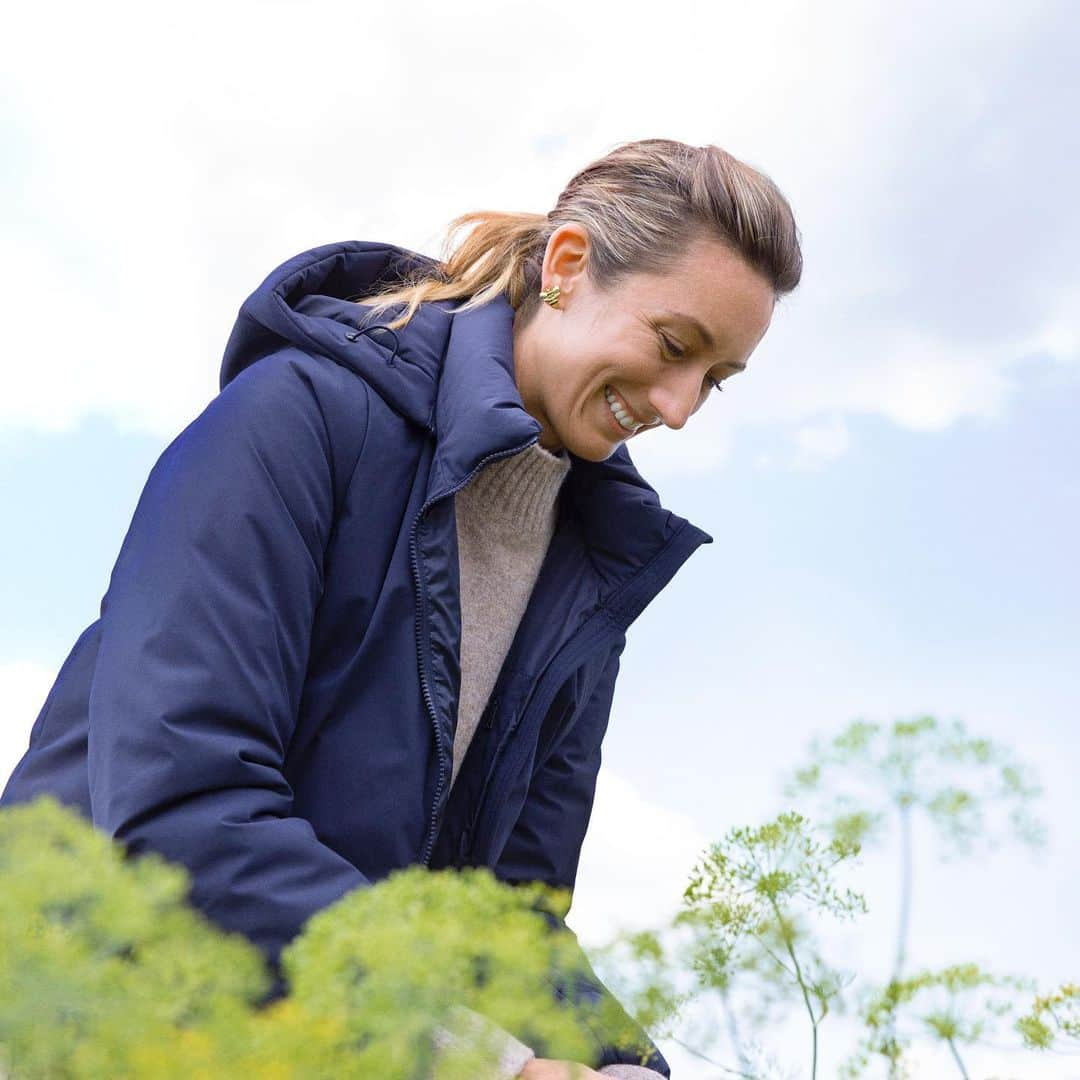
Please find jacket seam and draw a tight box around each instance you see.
[304,365,341,515]
[602,519,693,626]
[340,378,374,515]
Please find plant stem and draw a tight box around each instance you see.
[893,802,913,979]
[767,895,818,1080]
[751,936,798,981]
[667,1034,760,1079]
[886,802,914,1080]
[719,985,752,1075]
[945,1036,971,1079]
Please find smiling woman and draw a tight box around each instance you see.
[506,225,777,458]
[355,138,801,464]
[1,137,802,1079]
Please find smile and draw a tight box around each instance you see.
[604,384,645,434]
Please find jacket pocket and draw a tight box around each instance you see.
[532,668,583,771]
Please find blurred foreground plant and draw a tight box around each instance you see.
[2,707,1068,1080]
[0,795,637,1078]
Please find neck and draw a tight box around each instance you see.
[511,306,563,453]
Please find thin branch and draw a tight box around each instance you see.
[945,1036,971,1079]
[747,932,798,982]
[885,803,914,1080]
[667,1034,761,1079]
[893,803,913,979]
[719,985,753,1076]
[767,894,819,1080]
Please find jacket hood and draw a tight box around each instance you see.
[221,240,444,419]
[219,240,713,594]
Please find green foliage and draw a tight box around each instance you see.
[1015,980,1080,1052]
[677,812,866,980]
[0,796,647,1078]
[673,811,867,1078]
[2,701,1070,1080]
[783,714,1047,860]
[0,794,271,1077]
[776,713,1051,1079]
[584,926,692,1045]
[281,863,604,1074]
[839,964,1035,1080]
[628,713,1061,1079]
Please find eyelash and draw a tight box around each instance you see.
[657,332,724,393]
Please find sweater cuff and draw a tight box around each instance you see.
[430,1003,536,1078]
[598,1066,668,1079]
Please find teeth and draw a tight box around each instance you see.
[605,385,643,432]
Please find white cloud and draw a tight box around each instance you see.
[0,661,54,792]
[850,335,1014,433]
[2,0,1075,479]
[791,415,852,471]
[727,293,1023,436]
[1021,282,1080,364]
[568,769,709,946]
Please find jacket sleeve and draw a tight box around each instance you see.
[87,351,372,975]
[492,638,672,1078]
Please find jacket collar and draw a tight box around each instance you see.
[219,240,714,594]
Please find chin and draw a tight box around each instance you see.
[562,435,625,463]
[552,409,633,462]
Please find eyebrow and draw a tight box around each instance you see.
[658,310,747,372]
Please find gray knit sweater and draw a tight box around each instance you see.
[427,442,664,1080]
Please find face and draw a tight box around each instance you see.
[511,223,775,461]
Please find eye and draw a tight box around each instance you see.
[656,332,725,397]
[657,329,724,397]
[657,331,686,359]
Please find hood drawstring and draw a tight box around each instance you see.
[345,323,400,366]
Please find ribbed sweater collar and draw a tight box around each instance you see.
[454,441,572,537]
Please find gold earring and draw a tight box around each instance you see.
[539,284,561,308]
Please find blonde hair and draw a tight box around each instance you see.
[351,137,802,332]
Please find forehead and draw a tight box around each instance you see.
[624,236,774,349]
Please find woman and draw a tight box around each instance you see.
[1,137,801,1077]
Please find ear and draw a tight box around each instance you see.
[542,223,590,297]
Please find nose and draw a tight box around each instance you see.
[644,370,702,431]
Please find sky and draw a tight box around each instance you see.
[2,1,1077,1075]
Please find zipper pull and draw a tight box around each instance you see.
[483,695,500,730]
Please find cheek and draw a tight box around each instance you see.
[558,347,606,397]
[586,337,639,378]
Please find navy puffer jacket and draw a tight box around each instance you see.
[2,240,713,1073]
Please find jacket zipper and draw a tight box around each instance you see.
[412,435,540,866]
